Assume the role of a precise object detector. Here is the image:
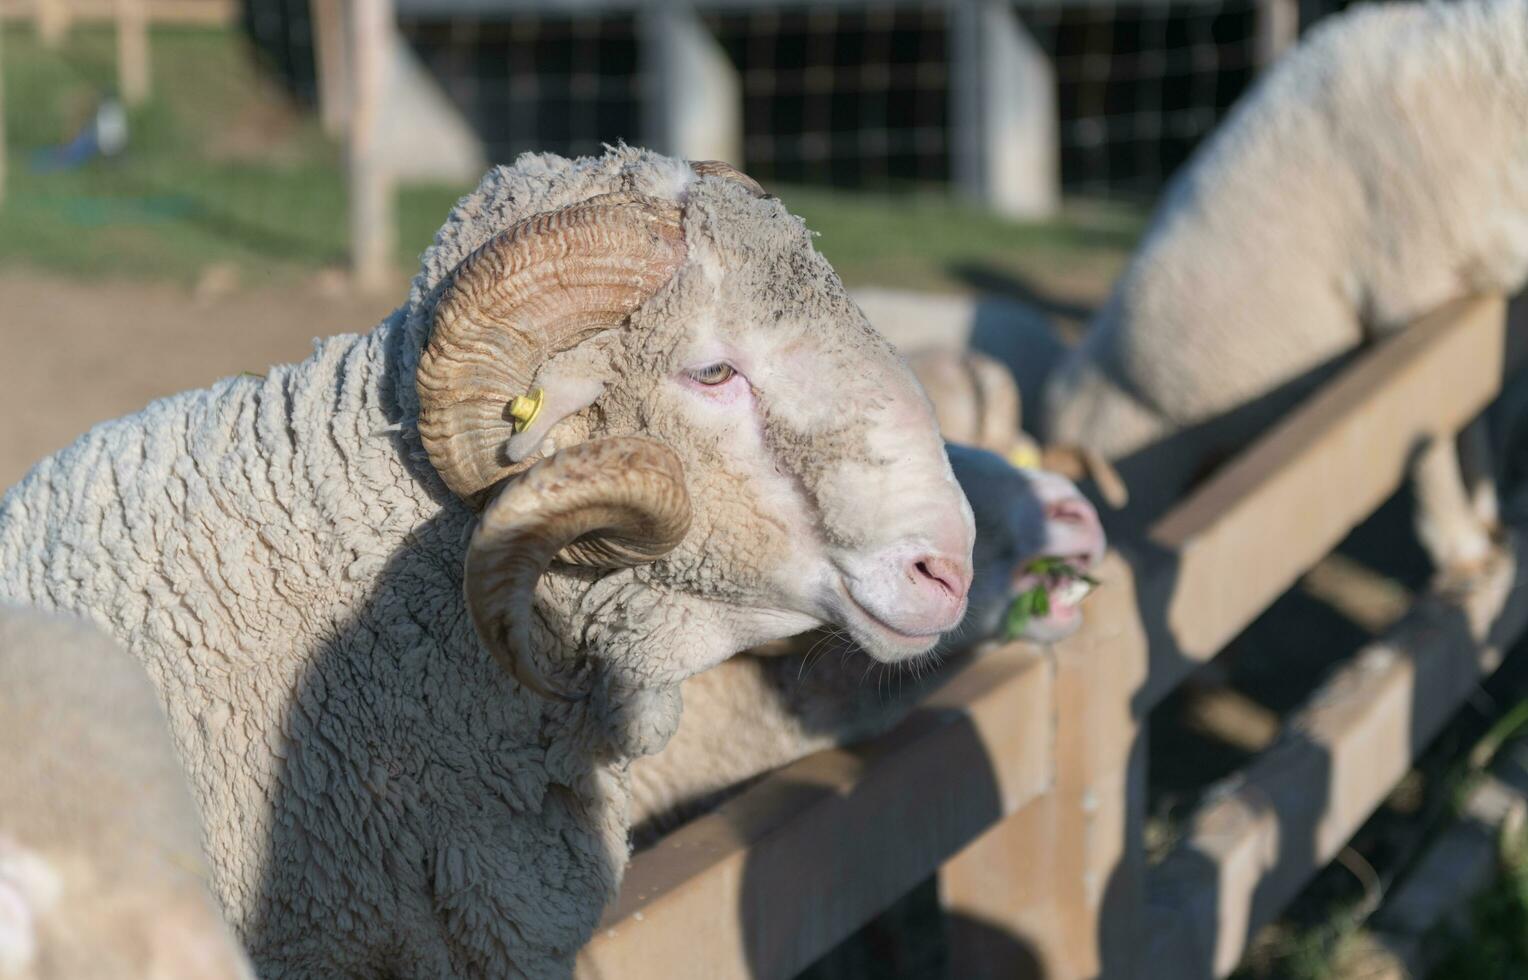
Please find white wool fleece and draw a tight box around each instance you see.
[0,146,964,978]
[0,604,252,980]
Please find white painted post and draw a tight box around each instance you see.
[951,0,1059,220]
[349,0,395,291]
[640,3,742,166]
[116,0,149,106]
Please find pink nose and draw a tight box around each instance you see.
[909,554,973,608]
[1044,496,1106,569]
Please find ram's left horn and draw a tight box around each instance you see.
[464,436,692,700]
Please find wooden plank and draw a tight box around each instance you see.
[577,297,1515,980]
[575,644,1055,980]
[1142,296,1510,708]
[938,297,1512,979]
[0,0,234,24]
[1145,533,1528,978]
[940,552,1149,979]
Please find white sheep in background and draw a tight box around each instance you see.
[629,443,1107,842]
[0,148,976,978]
[1042,0,1528,572]
[0,604,252,980]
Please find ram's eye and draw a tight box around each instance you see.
[687,363,737,386]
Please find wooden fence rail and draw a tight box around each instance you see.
[579,295,1526,979]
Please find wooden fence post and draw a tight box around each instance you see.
[348,0,394,291]
[35,0,67,48]
[312,0,350,137]
[0,10,7,208]
[115,0,148,106]
[939,556,1149,979]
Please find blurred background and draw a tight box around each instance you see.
[0,0,1345,486]
[0,1,1525,978]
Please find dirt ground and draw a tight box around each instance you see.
[0,268,403,490]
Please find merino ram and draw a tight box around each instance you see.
[1043,0,1528,573]
[0,148,976,978]
[630,443,1106,840]
[0,604,252,980]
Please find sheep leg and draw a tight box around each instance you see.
[1411,432,1495,580]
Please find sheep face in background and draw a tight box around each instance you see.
[0,606,251,980]
[956,446,1106,645]
[415,154,975,711]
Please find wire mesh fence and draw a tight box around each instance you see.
[1026,0,1261,195]
[250,0,1324,197]
[0,0,1355,288]
[400,12,644,163]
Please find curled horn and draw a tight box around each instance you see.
[417,192,687,501]
[465,437,692,700]
[688,160,769,198]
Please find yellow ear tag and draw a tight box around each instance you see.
[508,388,545,434]
[1006,445,1043,470]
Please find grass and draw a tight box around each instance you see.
[0,24,1144,290]
[1430,827,1528,979]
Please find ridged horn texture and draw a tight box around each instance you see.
[464,436,693,700]
[688,160,768,198]
[417,192,687,501]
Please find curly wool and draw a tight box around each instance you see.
[0,145,929,978]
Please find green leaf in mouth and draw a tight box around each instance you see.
[1003,558,1099,640]
[1003,584,1051,640]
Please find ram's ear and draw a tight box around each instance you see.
[502,339,618,464]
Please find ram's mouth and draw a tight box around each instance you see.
[1005,557,1098,642]
[834,584,947,661]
